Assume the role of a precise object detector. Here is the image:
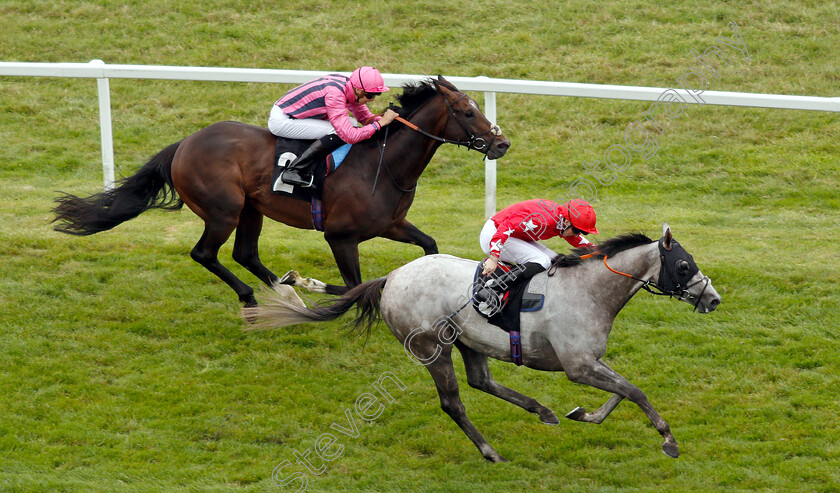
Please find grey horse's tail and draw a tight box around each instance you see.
[243,278,387,337]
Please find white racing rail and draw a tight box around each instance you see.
[2,60,838,216]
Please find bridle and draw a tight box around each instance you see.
[371,88,502,195]
[582,240,712,312]
[394,90,502,155]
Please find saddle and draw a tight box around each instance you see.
[270,137,352,231]
[471,261,548,366]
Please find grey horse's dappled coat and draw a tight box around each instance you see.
[246,224,721,461]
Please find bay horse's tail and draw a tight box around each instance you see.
[52,141,183,235]
[243,277,388,337]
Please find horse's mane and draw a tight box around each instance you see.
[549,233,654,270]
[395,78,454,114]
[360,77,453,147]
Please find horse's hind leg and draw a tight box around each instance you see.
[565,394,624,424]
[419,340,506,462]
[564,358,679,458]
[455,341,559,425]
[191,220,257,307]
[232,203,281,287]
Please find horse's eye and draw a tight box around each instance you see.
[465,110,474,118]
[678,260,690,273]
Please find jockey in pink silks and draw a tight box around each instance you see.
[268,66,399,188]
[474,199,600,308]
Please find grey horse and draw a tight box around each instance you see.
[245,224,721,461]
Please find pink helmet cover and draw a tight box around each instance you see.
[350,66,390,93]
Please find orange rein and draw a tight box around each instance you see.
[395,116,419,131]
[580,252,637,279]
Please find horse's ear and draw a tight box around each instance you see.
[435,75,454,92]
[662,223,673,251]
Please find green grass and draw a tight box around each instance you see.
[1,1,839,491]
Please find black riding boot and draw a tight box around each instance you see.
[474,262,546,306]
[281,134,345,188]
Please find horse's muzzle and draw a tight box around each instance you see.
[697,290,721,314]
[708,296,721,311]
[687,275,721,314]
[486,137,510,160]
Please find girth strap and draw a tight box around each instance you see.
[311,197,324,232]
[509,330,523,366]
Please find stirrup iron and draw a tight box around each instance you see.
[281,169,314,188]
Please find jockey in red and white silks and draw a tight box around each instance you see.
[268,67,397,144]
[480,199,599,275]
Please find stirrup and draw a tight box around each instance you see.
[474,277,504,317]
[281,169,314,188]
[474,285,493,303]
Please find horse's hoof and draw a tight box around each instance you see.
[479,444,506,463]
[279,270,298,285]
[565,407,586,421]
[539,410,560,425]
[662,442,680,458]
[241,293,258,309]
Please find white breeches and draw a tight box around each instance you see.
[268,106,335,139]
[268,106,359,140]
[479,219,556,269]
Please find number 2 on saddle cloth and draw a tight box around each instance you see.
[270,137,353,231]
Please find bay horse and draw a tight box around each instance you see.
[244,224,722,461]
[52,76,509,306]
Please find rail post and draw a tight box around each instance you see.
[91,59,115,189]
[479,78,497,219]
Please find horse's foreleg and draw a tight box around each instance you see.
[565,394,624,424]
[455,341,559,425]
[379,219,438,255]
[564,358,679,458]
[325,236,363,289]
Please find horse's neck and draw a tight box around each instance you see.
[581,242,661,315]
[385,104,446,182]
[605,242,661,280]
